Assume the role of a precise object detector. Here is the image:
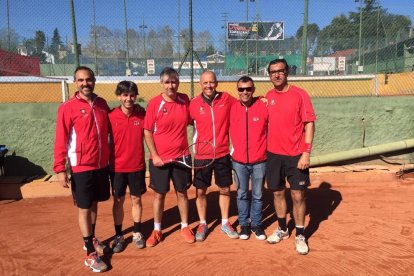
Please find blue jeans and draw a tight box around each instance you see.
[232,161,266,227]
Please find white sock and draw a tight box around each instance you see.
[154,222,161,231]
[181,222,188,229]
[221,219,228,225]
[199,220,207,225]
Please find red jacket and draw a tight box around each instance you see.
[109,105,146,172]
[53,92,110,173]
[230,97,268,164]
[189,92,236,159]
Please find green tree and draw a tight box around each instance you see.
[317,14,356,54]
[295,23,320,55]
[316,0,412,54]
[296,23,320,45]
[206,44,216,56]
[50,28,63,61]
[33,30,47,63]
[34,30,46,52]
[22,38,34,52]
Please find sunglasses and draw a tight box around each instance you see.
[269,69,287,76]
[237,87,254,93]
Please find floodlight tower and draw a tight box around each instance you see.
[240,0,255,74]
[301,0,309,75]
[123,0,131,76]
[69,0,80,67]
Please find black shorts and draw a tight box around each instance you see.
[71,167,111,209]
[266,152,309,191]
[194,154,233,189]
[148,160,191,194]
[110,170,147,198]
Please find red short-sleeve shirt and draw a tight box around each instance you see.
[266,85,316,156]
[144,93,190,161]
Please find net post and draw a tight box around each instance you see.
[61,79,69,102]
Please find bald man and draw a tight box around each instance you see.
[189,71,238,242]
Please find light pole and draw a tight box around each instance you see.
[301,0,308,75]
[177,0,181,61]
[6,0,11,51]
[92,0,98,75]
[139,19,148,75]
[375,5,380,73]
[240,0,255,21]
[123,0,131,76]
[69,0,79,67]
[221,12,228,75]
[253,0,260,75]
[189,0,194,97]
[357,0,363,73]
[240,0,255,74]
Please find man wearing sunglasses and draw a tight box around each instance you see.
[265,58,316,255]
[229,76,268,241]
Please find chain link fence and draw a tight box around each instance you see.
[0,0,414,101]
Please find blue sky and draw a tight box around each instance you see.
[1,0,413,47]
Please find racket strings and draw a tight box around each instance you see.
[182,141,216,169]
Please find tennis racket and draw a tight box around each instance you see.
[164,141,216,169]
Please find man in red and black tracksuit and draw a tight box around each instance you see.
[229,76,268,241]
[108,81,146,252]
[265,58,316,255]
[189,70,239,241]
[53,66,109,272]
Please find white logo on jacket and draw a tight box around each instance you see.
[199,106,205,115]
[80,109,88,117]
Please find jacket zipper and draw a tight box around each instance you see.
[90,98,102,169]
[245,106,249,164]
[209,93,219,150]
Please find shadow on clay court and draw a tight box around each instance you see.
[4,154,47,177]
[305,182,342,239]
[153,190,239,239]
[261,181,342,240]
[0,154,48,200]
[100,189,240,255]
[100,181,341,264]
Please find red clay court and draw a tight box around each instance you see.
[1,167,414,275]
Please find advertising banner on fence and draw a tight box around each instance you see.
[227,21,284,41]
[147,59,155,74]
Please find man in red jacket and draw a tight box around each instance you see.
[265,58,316,255]
[189,71,238,241]
[53,66,110,272]
[229,76,268,241]
[108,81,146,252]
